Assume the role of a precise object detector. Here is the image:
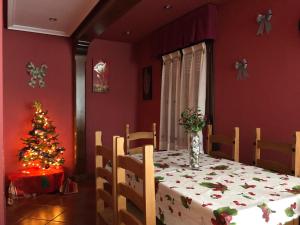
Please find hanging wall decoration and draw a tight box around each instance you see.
[93,60,109,93]
[256,9,272,35]
[235,59,248,80]
[26,62,48,88]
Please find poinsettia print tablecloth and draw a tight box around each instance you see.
[129,150,300,225]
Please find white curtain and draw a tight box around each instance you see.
[160,51,181,150]
[159,43,207,151]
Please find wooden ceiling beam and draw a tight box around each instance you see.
[72,0,141,42]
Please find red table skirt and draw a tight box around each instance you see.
[8,167,64,197]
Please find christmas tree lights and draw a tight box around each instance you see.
[19,101,65,169]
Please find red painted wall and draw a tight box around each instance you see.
[214,0,300,164]
[0,0,5,223]
[86,39,138,173]
[3,30,74,175]
[136,0,300,165]
[135,37,162,138]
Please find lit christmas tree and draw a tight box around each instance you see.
[19,101,65,169]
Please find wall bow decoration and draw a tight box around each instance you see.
[256,9,272,35]
[26,62,48,88]
[235,59,248,80]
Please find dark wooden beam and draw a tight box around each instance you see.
[72,0,141,42]
[73,40,90,175]
[3,0,8,28]
[71,0,140,175]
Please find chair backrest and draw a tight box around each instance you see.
[126,123,157,155]
[95,131,118,225]
[207,124,240,162]
[255,128,300,176]
[116,137,156,225]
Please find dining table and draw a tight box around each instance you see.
[128,149,300,225]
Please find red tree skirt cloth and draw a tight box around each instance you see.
[8,167,64,197]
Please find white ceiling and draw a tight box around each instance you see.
[7,0,99,37]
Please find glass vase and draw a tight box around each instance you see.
[188,132,202,170]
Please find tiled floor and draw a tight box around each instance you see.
[6,179,164,225]
[6,180,96,225]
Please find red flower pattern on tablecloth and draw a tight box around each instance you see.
[154,163,169,169]
[200,182,228,193]
[253,177,267,182]
[285,202,297,217]
[165,194,175,205]
[210,165,229,170]
[180,196,192,209]
[208,172,217,176]
[233,200,246,207]
[241,183,256,189]
[158,207,166,225]
[286,185,300,194]
[211,207,237,225]
[258,203,276,222]
[181,174,194,179]
[155,176,164,194]
[128,150,300,225]
[202,203,213,207]
[211,194,222,199]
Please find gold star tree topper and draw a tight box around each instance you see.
[33,101,42,112]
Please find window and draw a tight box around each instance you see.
[159,42,209,151]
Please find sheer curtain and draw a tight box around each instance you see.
[159,43,207,151]
[159,51,181,150]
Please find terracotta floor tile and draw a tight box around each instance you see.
[53,209,96,224]
[6,214,23,225]
[6,204,43,224]
[27,205,66,220]
[6,180,95,225]
[46,222,67,225]
[15,218,50,225]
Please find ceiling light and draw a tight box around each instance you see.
[163,4,172,10]
[124,31,131,35]
[49,17,58,22]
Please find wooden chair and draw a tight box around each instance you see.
[255,128,300,177]
[126,123,157,155]
[116,137,156,225]
[207,124,240,162]
[95,131,118,225]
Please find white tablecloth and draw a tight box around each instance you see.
[129,150,300,225]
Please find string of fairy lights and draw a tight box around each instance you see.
[19,101,65,169]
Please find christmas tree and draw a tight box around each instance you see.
[19,101,65,169]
